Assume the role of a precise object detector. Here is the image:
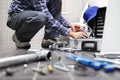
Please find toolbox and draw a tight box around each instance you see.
[69,38,102,52]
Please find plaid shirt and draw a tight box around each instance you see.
[8,0,70,35]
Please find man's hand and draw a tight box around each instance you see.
[68,23,83,32]
[69,30,88,39]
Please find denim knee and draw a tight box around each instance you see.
[26,12,47,24]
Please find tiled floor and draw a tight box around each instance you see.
[0,43,119,80]
[0,43,73,80]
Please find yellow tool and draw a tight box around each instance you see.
[48,65,54,73]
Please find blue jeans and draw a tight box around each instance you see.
[44,0,62,39]
[7,11,47,42]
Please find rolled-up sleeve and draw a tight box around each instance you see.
[32,0,70,36]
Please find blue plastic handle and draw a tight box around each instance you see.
[65,55,115,72]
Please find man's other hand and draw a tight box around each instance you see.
[69,30,88,39]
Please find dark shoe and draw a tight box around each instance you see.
[12,33,31,49]
[41,38,64,48]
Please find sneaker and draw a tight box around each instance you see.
[41,38,64,48]
[12,33,31,49]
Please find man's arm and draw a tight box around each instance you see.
[58,15,70,27]
[32,0,70,36]
[32,0,88,39]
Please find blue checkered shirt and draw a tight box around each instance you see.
[8,0,70,35]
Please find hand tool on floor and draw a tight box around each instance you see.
[48,65,54,73]
[65,55,115,72]
[53,54,69,72]
[32,67,47,75]
[94,52,120,70]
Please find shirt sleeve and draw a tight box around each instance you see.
[58,15,70,27]
[32,0,70,36]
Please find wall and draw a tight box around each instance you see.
[62,0,83,22]
[0,0,13,43]
[82,0,109,7]
[101,0,120,52]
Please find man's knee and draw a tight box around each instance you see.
[37,12,47,23]
[26,12,47,24]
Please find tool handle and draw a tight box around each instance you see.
[66,55,115,71]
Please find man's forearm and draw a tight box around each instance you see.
[59,15,70,27]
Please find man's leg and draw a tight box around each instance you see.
[42,0,64,48]
[7,11,47,49]
[44,0,62,39]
